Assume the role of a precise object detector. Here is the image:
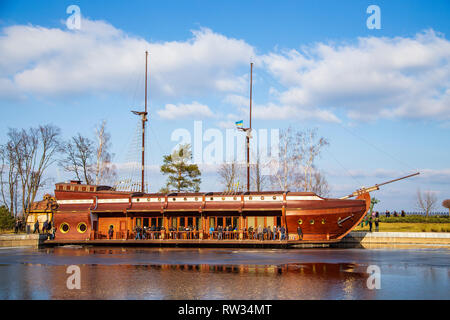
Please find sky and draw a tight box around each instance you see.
[0,0,449,211]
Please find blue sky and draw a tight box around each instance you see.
[0,0,449,211]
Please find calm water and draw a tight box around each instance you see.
[0,245,448,299]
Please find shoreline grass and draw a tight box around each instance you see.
[354,222,450,233]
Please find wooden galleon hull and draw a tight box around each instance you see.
[285,193,370,241]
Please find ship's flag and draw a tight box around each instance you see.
[235,120,243,127]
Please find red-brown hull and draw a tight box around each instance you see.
[51,182,370,243]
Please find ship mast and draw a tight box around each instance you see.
[132,51,149,193]
[247,62,253,193]
[238,62,253,192]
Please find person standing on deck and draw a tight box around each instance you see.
[273,226,277,240]
[108,225,114,239]
[280,226,286,240]
[297,226,303,240]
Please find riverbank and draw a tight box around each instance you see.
[0,234,47,247]
[339,231,450,245]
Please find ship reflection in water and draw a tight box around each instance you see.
[0,247,448,299]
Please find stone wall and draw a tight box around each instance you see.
[0,234,47,247]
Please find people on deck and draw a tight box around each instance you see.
[297,226,303,240]
[108,225,114,239]
[280,226,286,240]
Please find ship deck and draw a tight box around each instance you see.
[43,238,340,248]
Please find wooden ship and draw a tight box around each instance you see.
[46,52,418,245]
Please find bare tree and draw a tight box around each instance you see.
[269,127,300,191]
[218,161,244,192]
[1,125,61,220]
[416,189,438,218]
[59,134,94,184]
[251,151,269,192]
[0,144,19,217]
[269,127,330,196]
[297,128,329,193]
[93,120,116,185]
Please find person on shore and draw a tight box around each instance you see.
[33,220,40,234]
[43,220,49,235]
[368,216,373,232]
[374,212,380,232]
[108,225,114,239]
[297,226,303,240]
[393,211,398,217]
[401,210,406,217]
[14,219,19,233]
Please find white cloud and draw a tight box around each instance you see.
[157,101,214,120]
[260,30,450,122]
[0,20,255,99]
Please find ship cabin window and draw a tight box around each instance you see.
[151,218,156,227]
[233,217,239,229]
[90,187,95,192]
[179,217,185,229]
[60,222,70,233]
[209,217,215,229]
[58,185,63,191]
[82,187,86,191]
[196,217,202,230]
[136,218,141,227]
[187,217,193,227]
[143,218,149,228]
[225,217,231,227]
[77,222,87,233]
[65,186,71,191]
[217,217,224,227]
[74,186,79,191]
[277,217,281,226]
[158,218,162,227]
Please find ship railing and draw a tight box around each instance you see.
[243,231,281,240]
[167,230,201,240]
[130,231,162,240]
[207,231,239,240]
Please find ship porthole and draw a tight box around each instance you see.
[60,222,70,233]
[77,222,87,233]
[184,197,187,201]
[298,219,303,225]
[273,196,276,200]
[261,196,264,200]
[321,219,326,224]
[310,219,315,225]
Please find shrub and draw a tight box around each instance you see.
[0,206,15,230]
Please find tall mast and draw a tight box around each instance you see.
[246,62,253,192]
[132,51,149,193]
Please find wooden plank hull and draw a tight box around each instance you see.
[51,183,371,244]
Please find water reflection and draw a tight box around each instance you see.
[0,247,448,300]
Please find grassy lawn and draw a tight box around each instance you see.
[354,222,450,233]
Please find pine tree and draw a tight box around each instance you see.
[160,144,201,192]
